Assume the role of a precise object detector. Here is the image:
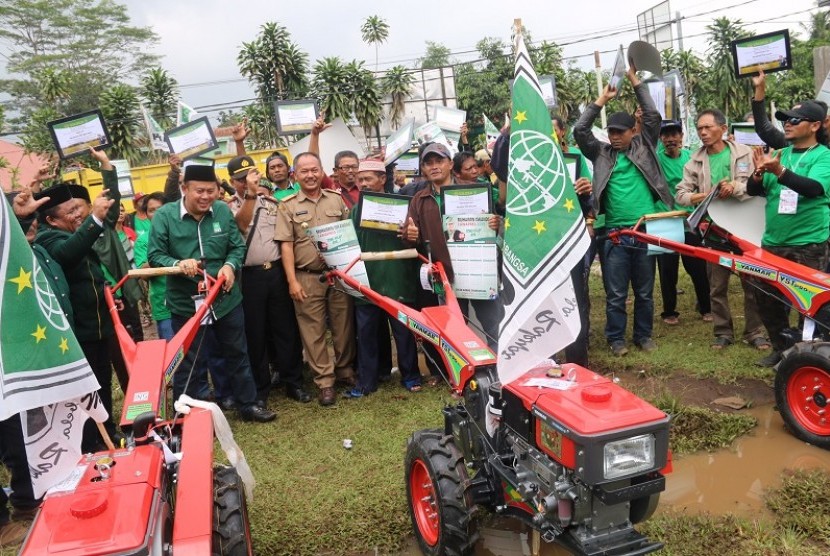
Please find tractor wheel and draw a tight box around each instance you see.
[629,493,660,524]
[211,465,253,556]
[405,429,478,556]
[775,343,830,450]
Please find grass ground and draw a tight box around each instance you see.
[3,267,829,555]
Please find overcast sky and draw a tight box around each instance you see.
[24,0,830,118]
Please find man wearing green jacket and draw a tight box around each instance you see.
[344,159,421,398]
[35,147,120,449]
[148,164,275,422]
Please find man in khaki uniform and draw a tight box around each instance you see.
[276,152,356,406]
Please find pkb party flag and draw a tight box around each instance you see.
[497,31,590,385]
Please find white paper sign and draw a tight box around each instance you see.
[306,220,370,297]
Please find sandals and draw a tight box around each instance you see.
[406,384,423,393]
[711,336,733,350]
[662,316,679,325]
[749,337,771,351]
[425,376,441,387]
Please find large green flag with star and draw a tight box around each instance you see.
[0,196,99,420]
[497,31,591,385]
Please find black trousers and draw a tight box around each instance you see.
[80,339,116,452]
[657,232,711,318]
[0,414,38,522]
[241,263,304,399]
[757,243,829,351]
[563,259,590,367]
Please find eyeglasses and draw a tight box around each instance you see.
[337,165,359,171]
[785,117,813,126]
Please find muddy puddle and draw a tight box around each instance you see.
[398,405,830,556]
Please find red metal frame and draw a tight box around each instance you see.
[105,273,225,426]
[614,218,830,319]
[326,254,496,394]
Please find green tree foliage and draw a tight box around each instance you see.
[382,65,415,129]
[0,0,159,118]
[766,35,830,113]
[237,22,309,102]
[418,41,452,69]
[698,17,752,121]
[99,84,140,162]
[141,67,179,128]
[312,57,353,121]
[361,15,389,72]
[348,61,383,138]
[456,38,511,130]
[21,107,61,156]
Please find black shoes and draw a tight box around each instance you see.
[240,405,276,422]
[286,386,312,403]
[319,387,336,406]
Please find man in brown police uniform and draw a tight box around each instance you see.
[275,152,356,406]
[228,155,310,406]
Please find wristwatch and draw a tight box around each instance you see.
[243,193,257,200]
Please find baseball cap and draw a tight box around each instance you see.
[420,143,452,164]
[660,120,683,134]
[474,149,491,163]
[227,155,256,181]
[775,100,826,123]
[606,112,636,131]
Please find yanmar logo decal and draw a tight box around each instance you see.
[734,261,777,280]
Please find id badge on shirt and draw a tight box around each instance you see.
[192,294,215,325]
[778,187,798,214]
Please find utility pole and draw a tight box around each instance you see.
[675,11,684,51]
[594,51,607,128]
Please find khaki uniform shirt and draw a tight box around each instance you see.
[229,194,281,266]
[275,188,349,271]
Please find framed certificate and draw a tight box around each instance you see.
[538,75,557,108]
[432,106,466,132]
[384,119,415,165]
[358,191,411,233]
[274,99,319,135]
[118,176,135,198]
[730,29,791,78]
[562,152,581,182]
[730,123,765,147]
[440,184,492,216]
[164,117,219,160]
[47,109,112,160]
[609,45,626,91]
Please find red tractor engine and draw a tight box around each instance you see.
[407,362,671,556]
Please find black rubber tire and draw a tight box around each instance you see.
[629,493,660,524]
[775,342,830,450]
[405,429,479,556]
[212,465,253,556]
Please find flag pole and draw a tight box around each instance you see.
[594,51,607,128]
[96,422,116,451]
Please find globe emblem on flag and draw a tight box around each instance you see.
[507,130,567,217]
[33,256,70,332]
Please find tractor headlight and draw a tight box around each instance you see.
[603,434,655,480]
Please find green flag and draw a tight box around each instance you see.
[497,31,590,384]
[177,101,200,126]
[0,197,99,419]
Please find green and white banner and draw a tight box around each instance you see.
[142,105,169,152]
[497,32,590,384]
[176,101,200,126]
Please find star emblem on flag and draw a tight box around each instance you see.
[9,267,32,294]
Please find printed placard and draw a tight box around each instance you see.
[306,220,370,296]
[358,192,410,233]
[47,109,112,159]
[730,29,792,78]
[164,116,219,160]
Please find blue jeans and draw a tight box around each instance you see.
[156,318,174,341]
[171,304,256,406]
[599,237,655,345]
[355,304,420,392]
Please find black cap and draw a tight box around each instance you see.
[775,100,826,123]
[183,164,217,183]
[420,143,452,164]
[660,120,683,134]
[227,155,256,181]
[34,182,90,212]
[607,112,636,131]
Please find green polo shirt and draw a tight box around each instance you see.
[658,148,692,212]
[603,153,656,227]
[134,232,171,321]
[147,199,245,319]
[760,145,830,247]
[273,182,300,201]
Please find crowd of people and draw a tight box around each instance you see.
[3,54,830,547]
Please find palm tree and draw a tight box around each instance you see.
[347,60,383,142]
[701,17,751,120]
[99,83,141,162]
[382,65,415,129]
[802,9,830,42]
[237,22,309,102]
[141,67,178,128]
[312,57,352,121]
[361,15,389,72]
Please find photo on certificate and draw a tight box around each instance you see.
[730,123,765,147]
[730,29,791,78]
[164,117,219,160]
[274,99,319,135]
[47,109,112,160]
[440,184,492,216]
[562,152,581,183]
[358,191,411,233]
[443,215,497,244]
